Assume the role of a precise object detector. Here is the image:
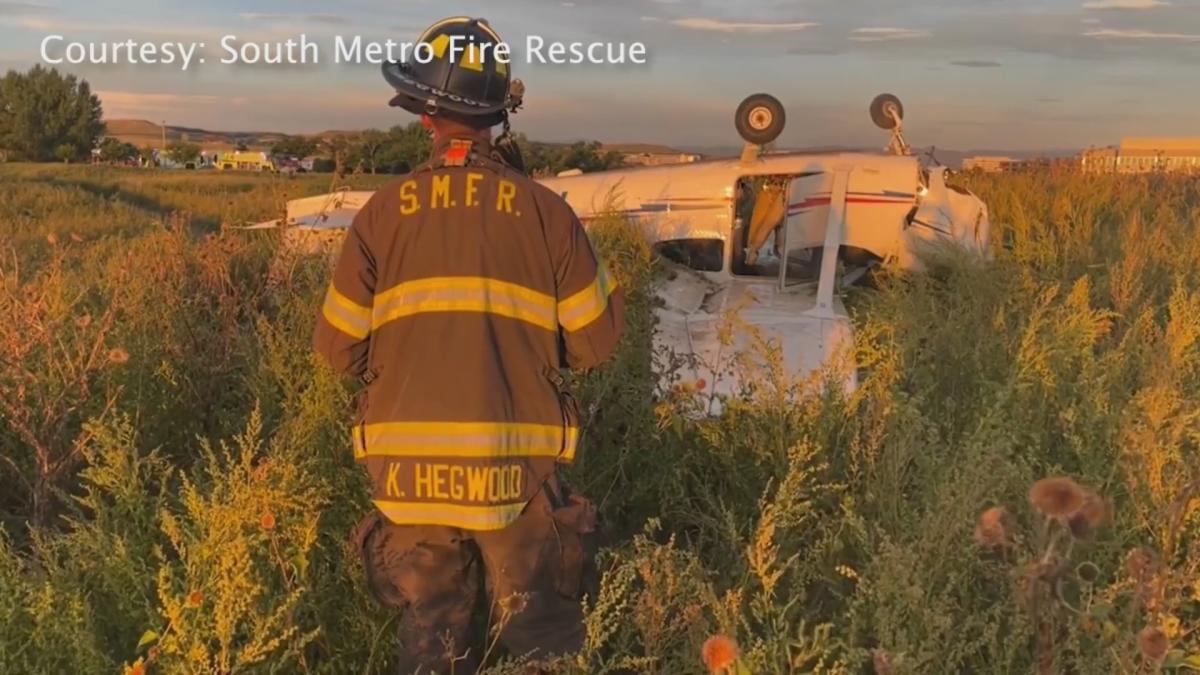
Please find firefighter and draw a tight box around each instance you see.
[312,16,624,673]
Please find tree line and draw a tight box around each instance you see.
[0,65,104,162]
[1,65,624,174]
[269,126,625,176]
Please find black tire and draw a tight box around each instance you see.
[870,93,904,130]
[735,94,786,145]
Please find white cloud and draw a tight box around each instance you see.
[640,16,662,22]
[1082,0,1168,8]
[238,12,346,24]
[670,18,819,33]
[1081,17,1103,24]
[0,1,51,14]
[1084,28,1200,40]
[97,91,220,117]
[97,89,386,125]
[7,16,216,39]
[850,27,931,42]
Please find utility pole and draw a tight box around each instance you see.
[157,119,167,169]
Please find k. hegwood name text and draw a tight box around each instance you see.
[39,34,649,71]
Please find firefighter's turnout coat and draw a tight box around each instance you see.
[314,138,624,531]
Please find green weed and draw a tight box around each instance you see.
[0,165,1197,673]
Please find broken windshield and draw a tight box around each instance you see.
[653,239,724,272]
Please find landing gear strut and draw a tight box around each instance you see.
[870,93,909,156]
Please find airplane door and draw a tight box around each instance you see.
[779,168,855,318]
[779,173,835,289]
[783,173,834,258]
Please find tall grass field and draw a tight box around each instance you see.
[1,163,1197,673]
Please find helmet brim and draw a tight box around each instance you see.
[381,61,508,117]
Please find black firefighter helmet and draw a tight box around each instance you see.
[382,16,523,121]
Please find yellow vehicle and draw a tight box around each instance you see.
[216,151,276,172]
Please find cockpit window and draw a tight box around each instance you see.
[654,238,724,272]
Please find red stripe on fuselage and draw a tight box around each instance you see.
[844,197,913,204]
[788,196,911,211]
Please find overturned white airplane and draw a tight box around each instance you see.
[255,93,991,412]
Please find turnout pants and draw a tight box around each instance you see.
[355,476,599,674]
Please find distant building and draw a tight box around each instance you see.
[1118,138,1200,173]
[1080,146,1118,173]
[1082,138,1200,174]
[601,143,701,167]
[962,156,1024,173]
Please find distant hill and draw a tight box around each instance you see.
[679,143,1079,169]
[942,148,1079,169]
[104,119,310,151]
[103,119,1080,167]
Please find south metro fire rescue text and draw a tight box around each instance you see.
[39,33,649,71]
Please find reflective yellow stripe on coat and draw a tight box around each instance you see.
[372,276,558,332]
[369,273,617,336]
[559,264,618,333]
[358,421,579,461]
[322,283,372,339]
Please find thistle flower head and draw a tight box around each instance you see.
[974,506,1013,549]
[1075,561,1101,584]
[1137,626,1168,661]
[701,635,739,673]
[498,592,529,617]
[1028,477,1085,518]
[1068,490,1110,538]
[1079,490,1110,525]
[872,648,893,675]
[1124,547,1155,580]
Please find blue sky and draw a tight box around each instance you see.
[2,0,1198,150]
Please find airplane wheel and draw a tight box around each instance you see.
[870,93,904,130]
[735,94,786,145]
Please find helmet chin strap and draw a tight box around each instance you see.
[491,112,526,174]
[490,80,527,173]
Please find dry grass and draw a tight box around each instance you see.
[0,163,1198,673]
